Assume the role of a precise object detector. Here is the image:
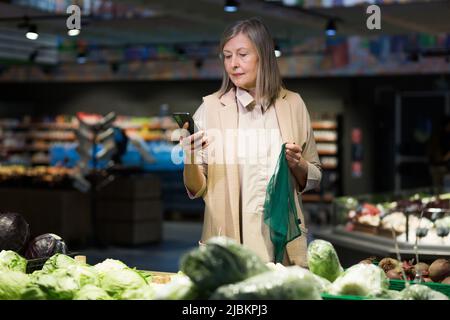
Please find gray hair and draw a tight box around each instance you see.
[218,18,283,106]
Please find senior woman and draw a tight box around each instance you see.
[181,18,321,267]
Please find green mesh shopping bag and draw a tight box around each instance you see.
[263,143,302,263]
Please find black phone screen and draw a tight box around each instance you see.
[172,112,197,135]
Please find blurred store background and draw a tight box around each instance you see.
[0,0,449,271]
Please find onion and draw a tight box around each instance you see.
[428,259,450,283]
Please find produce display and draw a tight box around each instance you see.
[0,166,76,188]
[25,233,68,260]
[210,266,322,300]
[1,235,449,300]
[0,212,30,253]
[336,193,450,245]
[372,256,450,284]
[307,239,343,282]
[179,237,270,298]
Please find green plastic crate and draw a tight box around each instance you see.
[389,279,450,298]
[321,293,368,300]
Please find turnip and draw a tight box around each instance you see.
[413,262,429,274]
[428,259,450,282]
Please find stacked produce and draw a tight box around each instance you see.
[374,256,450,284]
[305,239,448,300]
[338,193,450,245]
[0,212,68,261]
[0,165,75,187]
[179,237,322,300]
[1,233,449,300]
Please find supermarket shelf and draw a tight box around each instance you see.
[302,193,334,203]
[31,123,76,130]
[318,150,337,156]
[0,145,51,153]
[312,122,337,130]
[314,138,337,143]
[313,225,450,264]
[31,160,50,165]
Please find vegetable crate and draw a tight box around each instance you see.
[389,279,450,298]
[321,293,368,300]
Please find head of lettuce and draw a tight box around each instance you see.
[307,239,344,282]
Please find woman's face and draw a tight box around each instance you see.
[223,33,259,91]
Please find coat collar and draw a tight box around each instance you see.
[219,87,288,107]
[218,86,293,142]
[219,87,237,107]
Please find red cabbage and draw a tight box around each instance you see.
[0,212,30,253]
[25,233,68,260]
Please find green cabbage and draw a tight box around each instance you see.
[73,284,113,300]
[327,264,389,297]
[99,268,148,299]
[29,268,80,300]
[399,284,448,300]
[0,250,27,273]
[121,285,157,300]
[373,289,402,300]
[42,253,77,273]
[312,274,332,293]
[180,236,269,298]
[266,263,330,294]
[94,259,128,273]
[0,270,30,299]
[211,266,322,300]
[21,284,47,300]
[154,273,198,300]
[65,264,100,287]
[307,239,344,282]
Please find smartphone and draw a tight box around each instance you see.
[172,112,198,135]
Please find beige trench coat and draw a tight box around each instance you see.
[188,87,322,267]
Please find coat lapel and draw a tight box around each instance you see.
[218,88,241,242]
[275,88,295,143]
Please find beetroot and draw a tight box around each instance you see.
[402,260,416,280]
[429,259,450,282]
[414,262,429,273]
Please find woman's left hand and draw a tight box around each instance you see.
[285,143,303,169]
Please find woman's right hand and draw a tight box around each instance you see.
[179,122,209,165]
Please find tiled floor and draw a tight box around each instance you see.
[78,221,203,273]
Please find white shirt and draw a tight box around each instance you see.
[236,87,282,262]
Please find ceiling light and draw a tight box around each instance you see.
[224,0,239,12]
[26,24,38,40]
[274,44,281,58]
[68,29,80,36]
[325,19,337,37]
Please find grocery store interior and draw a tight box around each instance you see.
[0,0,449,277]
